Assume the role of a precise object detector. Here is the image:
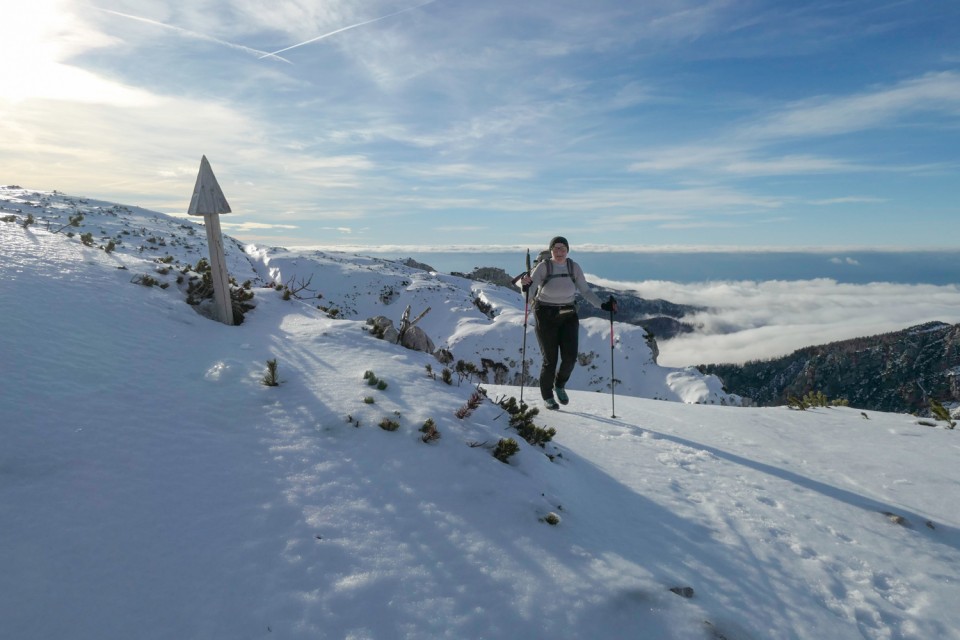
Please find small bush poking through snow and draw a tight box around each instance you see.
[541,512,561,526]
[499,396,555,447]
[363,371,389,390]
[493,438,520,463]
[262,359,280,387]
[379,417,400,432]
[131,274,166,288]
[420,418,440,443]
[787,390,848,410]
[929,398,956,429]
[455,389,486,419]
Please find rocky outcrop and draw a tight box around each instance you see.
[366,315,436,354]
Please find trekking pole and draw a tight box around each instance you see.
[519,249,532,407]
[608,296,617,418]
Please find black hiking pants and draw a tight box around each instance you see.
[534,304,579,400]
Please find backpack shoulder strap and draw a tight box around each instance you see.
[543,258,576,284]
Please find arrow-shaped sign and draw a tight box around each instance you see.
[188,155,232,216]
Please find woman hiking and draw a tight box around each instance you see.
[521,236,617,410]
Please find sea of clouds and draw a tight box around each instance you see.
[595,278,960,366]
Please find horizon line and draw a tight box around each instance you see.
[276,243,960,255]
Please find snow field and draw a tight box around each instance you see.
[3,187,959,639]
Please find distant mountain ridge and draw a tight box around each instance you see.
[703,321,960,413]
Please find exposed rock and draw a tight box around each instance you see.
[399,257,436,272]
[452,266,519,290]
[576,287,701,339]
[669,586,695,598]
[366,314,435,353]
[400,325,435,353]
[882,511,909,527]
[367,315,399,343]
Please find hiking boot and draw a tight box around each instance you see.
[554,386,569,405]
[544,398,560,411]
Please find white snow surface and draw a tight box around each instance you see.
[2,187,959,640]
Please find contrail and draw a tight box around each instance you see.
[93,7,293,64]
[259,0,438,60]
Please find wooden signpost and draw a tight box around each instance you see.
[188,155,234,325]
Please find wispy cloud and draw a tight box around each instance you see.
[742,72,960,141]
[628,72,960,181]
[810,197,886,205]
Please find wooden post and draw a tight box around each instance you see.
[188,156,234,326]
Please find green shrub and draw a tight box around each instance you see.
[455,359,479,385]
[787,390,848,410]
[262,359,280,386]
[493,438,520,463]
[131,274,161,288]
[930,399,956,429]
[498,396,555,446]
[542,512,561,526]
[420,418,440,443]
[363,396,375,404]
[52,213,81,233]
[379,417,400,432]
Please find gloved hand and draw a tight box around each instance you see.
[601,296,618,314]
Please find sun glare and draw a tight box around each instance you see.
[1,0,152,105]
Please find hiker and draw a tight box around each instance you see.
[521,236,617,410]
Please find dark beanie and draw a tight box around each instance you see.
[549,236,569,250]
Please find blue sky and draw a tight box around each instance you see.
[2,0,958,250]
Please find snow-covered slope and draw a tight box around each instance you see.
[3,186,959,640]
[244,244,734,404]
[0,186,733,405]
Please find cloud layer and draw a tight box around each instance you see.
[616,279,960,367]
